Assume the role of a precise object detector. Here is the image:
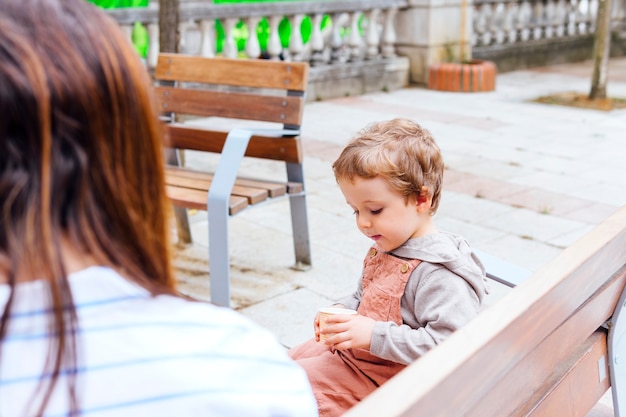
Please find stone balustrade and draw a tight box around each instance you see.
[473,0,625,46]
[107,0,408,69]
[107,0,626,91]
[471,0,626,71]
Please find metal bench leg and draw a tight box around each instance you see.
[286,162,312,270]
[166,148,192,244]
[609,281,626,417]
[207,129,254,307]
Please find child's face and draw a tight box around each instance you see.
[338,176,434,252]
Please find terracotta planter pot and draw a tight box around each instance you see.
[428,60,496,92]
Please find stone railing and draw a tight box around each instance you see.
[471,0,626,70]
[472,0,625,46]
[107,0,626,89]
[107,0,408,69]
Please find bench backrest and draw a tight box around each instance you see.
[154,53,309,163]
[345,205,626,417]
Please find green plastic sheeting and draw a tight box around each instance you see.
[88,0,342,58]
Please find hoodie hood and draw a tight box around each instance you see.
[391,231,490,302]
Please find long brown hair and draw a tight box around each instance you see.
[0,0,175,413]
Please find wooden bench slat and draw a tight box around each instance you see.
[156,53,309,91]
[165,185,248,215]
[523,330,609,417]
[232,177,288,197]
[464,267,626,417]
[164,125,303,163]
[166,169,269,205]
[166,167,291,198]
[156,87,305,125]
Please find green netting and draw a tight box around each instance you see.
[88,0,150,56]
[89,1,351,58]
[88,0,148,7]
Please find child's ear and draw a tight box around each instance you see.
[416,186,432,211]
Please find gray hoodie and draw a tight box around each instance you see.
[336,231,489,365]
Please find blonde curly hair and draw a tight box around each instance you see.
[332,118,445,214]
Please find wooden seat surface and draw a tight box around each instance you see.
[164,167,304,215]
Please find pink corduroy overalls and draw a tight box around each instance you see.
[289,246,421,417]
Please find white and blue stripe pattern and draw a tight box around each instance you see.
[0,267,317,417]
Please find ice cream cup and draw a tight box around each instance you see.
[318,307,358,342]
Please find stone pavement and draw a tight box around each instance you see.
[172,57,626,411]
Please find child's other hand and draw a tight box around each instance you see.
[323,314,375,351]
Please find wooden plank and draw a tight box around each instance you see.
[285,182,304,194]
[344,205,626,417]
[155,86,305,125]
[155,53,309,91]
[464,267,625,417]
[231,177,287,197]
[165,185,248,215]
[526,331,609,417]
[165,170,268,205]
[163,125,303,163]
[166,168,289,198]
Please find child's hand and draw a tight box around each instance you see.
[313,311,321,342]
[322,313,375,351]
[314,304,346,342]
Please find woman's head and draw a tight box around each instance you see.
[0,0,173,287]
[332,118,445,214]
[0,1,174,411]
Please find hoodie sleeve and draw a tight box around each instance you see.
[369,264,482,365]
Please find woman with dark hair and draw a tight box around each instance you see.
[0,0,317,416]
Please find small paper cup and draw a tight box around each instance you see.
[318,307,358,342]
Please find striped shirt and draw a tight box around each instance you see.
[0,266,318,417]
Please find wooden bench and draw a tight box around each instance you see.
[345,205,626,417]
[154,53,312,307]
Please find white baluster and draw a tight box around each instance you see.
[147,22,159,69]
[588,0,598,33]
[532,1,544,39]
[267,15,283,60]
[310,13,326,65]
[199,18,215,58]
[580,0,591,33]
[566,0,578,35]
[480,3,493,45]
[545,0,556,37]
[223,18,238,58]
[245,17,261,58]
[178,21,188,54]
[382,7,398,57]
[555,0,568,36]
[493,2,506,44]
[365,9,381,59]
[472,3,482,45]
[289,14,304,61]
[186,21,203,55]
[348,11,363,61]
[121,23,133,46]
[331,12,348,63]
[504,2,518,43]
[519,0,533,41]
